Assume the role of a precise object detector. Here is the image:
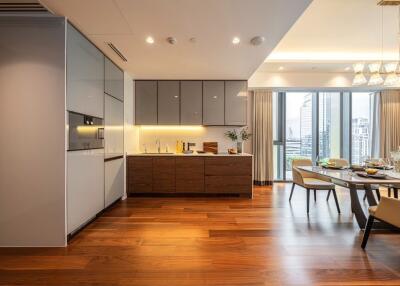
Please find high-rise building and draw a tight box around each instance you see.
[300,93,312,158]
[352,117,370,164]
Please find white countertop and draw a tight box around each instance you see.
[127,152,253,157]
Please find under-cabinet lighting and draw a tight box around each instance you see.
[140,125,204,131]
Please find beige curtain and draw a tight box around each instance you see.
[380,90,400,158]
[253,90,273,185]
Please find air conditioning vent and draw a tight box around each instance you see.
[106,42,128,62]
[0,1,49,13]
[377,0,400,5]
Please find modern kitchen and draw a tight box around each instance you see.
[1,1,400,285]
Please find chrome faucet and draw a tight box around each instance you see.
[156,139,161,153]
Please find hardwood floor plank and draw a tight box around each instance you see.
[0,184,399,285]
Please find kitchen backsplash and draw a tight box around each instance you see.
[137,126,252,154]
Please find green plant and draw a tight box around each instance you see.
[240,127,252,141]
[225,128,252,142]
[225,129,238,141]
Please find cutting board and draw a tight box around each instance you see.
[203,142,218,154]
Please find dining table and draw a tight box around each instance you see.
[298,166,400,230]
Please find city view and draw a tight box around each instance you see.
[282,92,374,178]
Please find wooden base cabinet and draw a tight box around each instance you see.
[127,155,252,197]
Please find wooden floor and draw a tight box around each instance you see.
[1,184,400,285]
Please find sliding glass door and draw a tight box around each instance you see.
[273,90,378,181]
[351,92,375,164]
[285,92,314,179]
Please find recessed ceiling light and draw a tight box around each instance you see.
[278,66,284,71]
[345,66,351,71]
[232,37,240,45]
[146,36,154,44]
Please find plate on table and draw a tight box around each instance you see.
[355,171,387,179]
[322,165,347,170]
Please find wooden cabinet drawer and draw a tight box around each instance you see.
[128,157,153,193]
[153,157,175,193]
[176,157,204,193]
[205,157,252,176]
[205,175,252,194]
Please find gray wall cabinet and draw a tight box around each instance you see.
[67,23,104,118]
[135,81,158,125]
[180,81,202,125]
[158,81,180,124]
[225,81,247,126]
[202,81,225,125]
[105,57,124,101]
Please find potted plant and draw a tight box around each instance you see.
[225,128,252,154]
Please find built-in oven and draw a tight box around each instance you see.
[68,111,104,151]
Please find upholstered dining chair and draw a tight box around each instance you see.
[324,158,381,202]
[361,196,400,249]
[290,159,340,214]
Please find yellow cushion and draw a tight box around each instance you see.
[368,206,377,216]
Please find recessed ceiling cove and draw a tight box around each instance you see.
[40,0,312,79]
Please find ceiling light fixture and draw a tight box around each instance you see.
[278,66,284,71]
[232,37,240,45]
[146,36,154,44]
[345,66,351,71]
[352,6,400,86]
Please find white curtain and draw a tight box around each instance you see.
[370,92,380,158]
[253,90,273,185]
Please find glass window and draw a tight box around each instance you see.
[318,92,341,160]
[351,92,374,164]
[285,92,314,179]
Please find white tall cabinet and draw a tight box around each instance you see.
[104,59,124,208]
[66,23,106,235]
[66,23,104,118]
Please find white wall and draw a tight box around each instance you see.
[0,16,66,246]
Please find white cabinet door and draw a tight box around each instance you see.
[67,149,104,234]
[105,158,124,207]
[67,23,104,118]
[105,57,124,101]
[105,95,124,158]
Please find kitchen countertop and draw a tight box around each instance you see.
[127,152,253,157]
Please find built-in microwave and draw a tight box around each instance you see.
[68,111,104,151]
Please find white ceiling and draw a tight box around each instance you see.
[254,0,400,74]
[39,0,312,79]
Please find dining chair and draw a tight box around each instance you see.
[361,196,400,249]
[324,158,381,203]
[290,159,340,214]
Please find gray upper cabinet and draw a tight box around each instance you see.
[135,81,158,125]
[203,81,224,125]
[158,81,180,125]
[180,81,202,125]
[225,81,247,126]
[105,57,124,101]
[67,24,104,118]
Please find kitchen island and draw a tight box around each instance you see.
[127,153,253,197]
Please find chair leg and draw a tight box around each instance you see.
[289,183,295,201]
[314,189,316,202]
[394,188,399,199]
[363,192,367,201]
[326,189,331,201]
[375,189,381,201]
[332,189,341,214]
[306,188,310,214]
[361,215,375,249]
[388,187,392,198]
